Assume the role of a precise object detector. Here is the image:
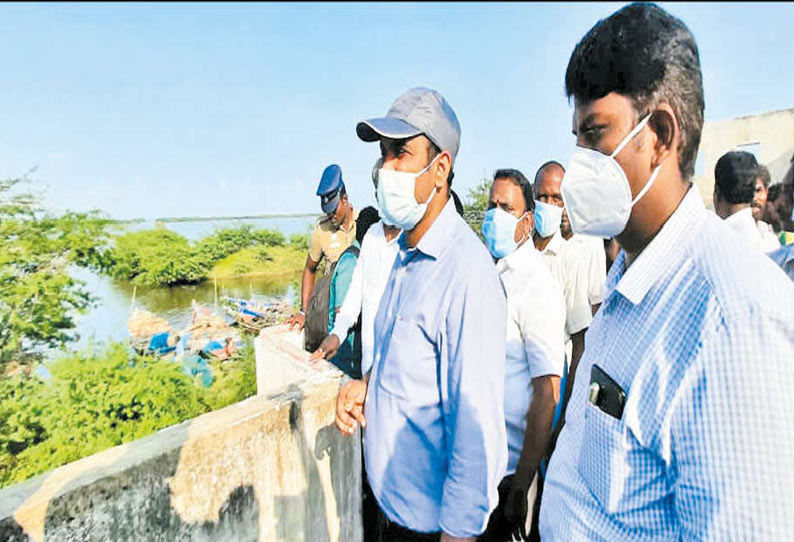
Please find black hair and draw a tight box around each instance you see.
[565,2,704,179]
[757,164,771,189]
[450,189,464,217]
[355,206,380,244]
[493,168,535,214]
[714,151,758,204]
[768,183,783,203]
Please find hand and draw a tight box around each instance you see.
[309,334,340,361]
[439,534,475,542]
[335,379,367,436]
[286,312,305,331]
[504,481,529,541]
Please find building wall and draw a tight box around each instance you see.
[0,326,362,542]
[693,107,794,208]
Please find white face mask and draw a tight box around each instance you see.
[561,114,661,238]
[376,156,439,231]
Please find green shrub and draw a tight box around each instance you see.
[105,229,204,286]
[0,339,258,489]
[105,225,289,286]
[289,232,310,250]
[252,228,286,248]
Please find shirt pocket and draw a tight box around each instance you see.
[377,316,439,408]
[577,402,633,514]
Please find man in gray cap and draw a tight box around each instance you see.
[334,87,507,542]
[286,163,357,331]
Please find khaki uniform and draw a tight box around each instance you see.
[308,211,358,264]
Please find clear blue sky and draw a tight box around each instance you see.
[1,2,792,220]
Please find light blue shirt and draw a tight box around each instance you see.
[364,198,507,538]
[768,242,794,281]
[540,187,794,541]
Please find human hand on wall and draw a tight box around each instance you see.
[309,334,340,361]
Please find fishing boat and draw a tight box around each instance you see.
[221,296,290,332]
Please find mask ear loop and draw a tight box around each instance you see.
[630,165,662,206]
[610,113,652,159]
[515,210,531,246]
[610,113,659,206]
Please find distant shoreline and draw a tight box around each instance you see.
[113,213,322,225]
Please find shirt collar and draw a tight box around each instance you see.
[541,231,566,256]
[379,222,401,246]
[613,186,707,305]
[398,197,456,260]
[497,239,538,275]
[724,206,753,226]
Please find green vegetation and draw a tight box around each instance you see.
[0,178,305,488]
[463,178,492,238]
[0,339,257,489]
[104,224,305,287]
[0,176,112,370]
[208,245,306,279]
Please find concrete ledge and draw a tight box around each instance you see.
[0,326,362,542]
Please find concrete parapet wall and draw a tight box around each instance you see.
[0,326,362,542]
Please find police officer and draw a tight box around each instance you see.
[287,164,357,330]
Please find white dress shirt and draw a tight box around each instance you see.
[566,234,607,306]
[497,241,566,474]
[538,231,593,339]
[723,207,766,251]
[757,219,782,252]
[330,221,400,376]
[541,187,794,541]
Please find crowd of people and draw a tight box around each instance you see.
[284,3,794,541]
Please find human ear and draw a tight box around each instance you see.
[648,103,678,169]
[516,211,534,243]
[434,151,453,188]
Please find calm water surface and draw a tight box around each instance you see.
[68,217,312,351]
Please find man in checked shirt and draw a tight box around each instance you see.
[540,3,794,541]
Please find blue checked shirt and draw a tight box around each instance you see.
[540,187,794,541]
[364,198,507,538]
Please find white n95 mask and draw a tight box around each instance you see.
[376,155,439,231]
[561,114,661,238]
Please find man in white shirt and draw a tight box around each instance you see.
[310,220,400,374]
[713,150,773,251]
[479,168,566,542]
[753,164,782,250]
[532,161,593,420]
[560,180,607,313]
[310,186,400,542]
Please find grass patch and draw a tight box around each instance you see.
[208,245,306,279]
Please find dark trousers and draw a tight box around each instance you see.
[478,473,543,542]
[479,475,516,542]
[362,455,379,542]
[375,504,441,542]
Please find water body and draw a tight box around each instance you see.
[69,217,314,351]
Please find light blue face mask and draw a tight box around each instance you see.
[481,207,526,259]
[533,200,564,238]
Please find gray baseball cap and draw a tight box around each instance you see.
[356,87,461,160]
